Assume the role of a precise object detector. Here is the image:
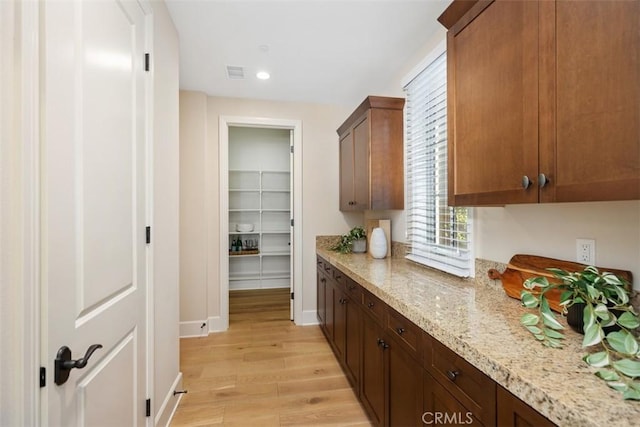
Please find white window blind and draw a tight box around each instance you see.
[404,51,472,277]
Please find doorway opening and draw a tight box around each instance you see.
[228,126,291,323]
[219,116,302,331]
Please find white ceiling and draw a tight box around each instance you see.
[165,0,449,108]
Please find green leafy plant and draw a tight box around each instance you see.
[331,226,366,253]
[520,266,640,400]
[349,226,366,240]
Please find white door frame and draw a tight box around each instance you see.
[0,0,41,424]
[219,116,303,330]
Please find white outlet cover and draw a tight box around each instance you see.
[576,238,596,265]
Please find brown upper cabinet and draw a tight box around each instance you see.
[338,96,405,211]
[440,0,640,206]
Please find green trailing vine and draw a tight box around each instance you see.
[520,266,640,400]
[331,226,366,254]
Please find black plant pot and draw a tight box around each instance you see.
[566,303,586,334]
[566,302,622,335]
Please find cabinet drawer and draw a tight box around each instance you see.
[361,288,385,324]
[386,307,422,360]
[344,277,362,302]
[333,267,347,287]
[319,259,333,277]
[423,333,496,426]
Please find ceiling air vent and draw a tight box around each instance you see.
[226,65,245,80]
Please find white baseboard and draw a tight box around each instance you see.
[301,309,319,326]
[155,372,183,427]
[208,315,227,333]
[179,320,209,338]
[180,317,228,337]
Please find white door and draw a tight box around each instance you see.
[41,1,149,425]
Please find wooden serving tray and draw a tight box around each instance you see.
[229,249,259,256]
[488,254,633,313]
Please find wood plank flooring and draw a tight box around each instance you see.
[170,288,371,426]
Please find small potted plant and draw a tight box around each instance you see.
[331,226,366,254]
[349,226,367,253]
[520,266,640,400]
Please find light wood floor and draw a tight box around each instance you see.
[170,288,371,426]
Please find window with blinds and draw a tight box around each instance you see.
[404,51,472,277]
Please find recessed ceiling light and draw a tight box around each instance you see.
[256,71,270,80]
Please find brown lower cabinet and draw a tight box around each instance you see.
[497,386,555,427]
[387,334,424,426]
[316,256,556,427]
[360,314,386,426]
[334,281,361,388]
[423,371,483,426]
[316,263,326,327]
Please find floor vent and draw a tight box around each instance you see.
[226,65,245,80]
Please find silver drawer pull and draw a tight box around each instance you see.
[538,173,549,188]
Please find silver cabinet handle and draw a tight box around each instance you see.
[538,173,549,188]
[522,175,532,189]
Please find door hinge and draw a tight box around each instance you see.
[146,398,151,417]
[146,226,151,244]
[144,53,150,72]
[290,292,294,300]
[40,367,46,388]
[290,145,293,153]
[290,219,294,227]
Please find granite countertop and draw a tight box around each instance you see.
[316,239,640,427]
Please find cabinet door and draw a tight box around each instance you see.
[423,371,483,427]
[324,277,335,342]
[339,131,355,211]
[352,115,370,210]
[543,0,640,202]
[317,268,326,329]
[448,0,539,206]
[497,385,555,427]
[424,333,496,425]
[333,288,347,361]
[360,316,386,427]
[388,336,423,427]
[344,293,361,390]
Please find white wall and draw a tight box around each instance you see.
[476,201,640,286]
[228,127,290,171]
[151,1,181,424]
[179,93,358,327]
[179,91,208,331]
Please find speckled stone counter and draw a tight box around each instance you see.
[316,238,640,427]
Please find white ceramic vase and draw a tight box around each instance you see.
[369,227,387,259]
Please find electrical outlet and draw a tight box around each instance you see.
[576,238,596,265]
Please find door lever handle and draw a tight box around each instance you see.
[55,344,103,385]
